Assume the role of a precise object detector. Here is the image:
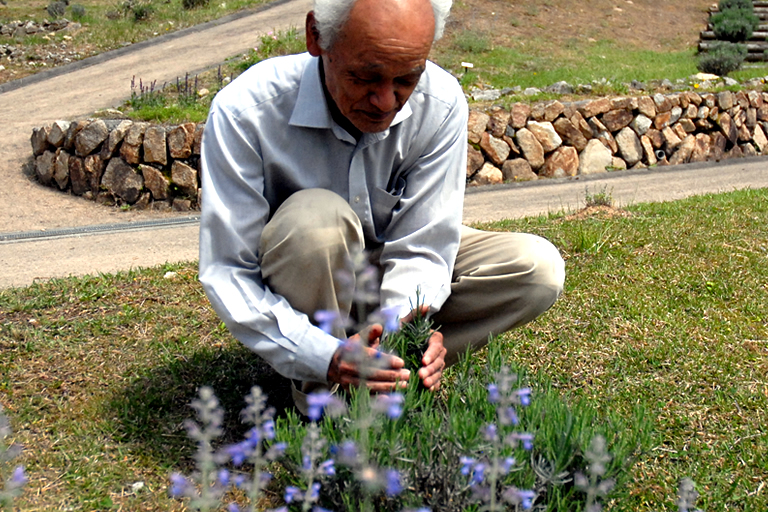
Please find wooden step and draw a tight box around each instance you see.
[699,40,768,51]
[700,30,768,39]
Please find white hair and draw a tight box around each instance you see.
[313,0,452,50]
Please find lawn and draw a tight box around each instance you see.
[1,188,766,511]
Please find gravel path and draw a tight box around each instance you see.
[0,0,767,288]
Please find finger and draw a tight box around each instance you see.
[367,324,383,343]
[364,347,405,369]
[422,332,446,367]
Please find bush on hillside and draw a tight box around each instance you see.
[182,0,210,9]
[718,0,753,11]
[698,41,748,76]
[46,1,67,18]
[712,8,760,42]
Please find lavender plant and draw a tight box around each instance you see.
[574,435,616,512]
[459,366,536,511]
[676,477,704,512]
[168,386,230,511]
[0,405,26,511]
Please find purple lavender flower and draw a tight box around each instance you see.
[334,440,359,465]
[284,486,301,503]
[515,489,536,509]
[309,482,321,500]
[234,474,247,488]
[302,454,312,471]
[374,393,404,419]
[385,469,402,497]
[515,387,532,406]
[169,472,192,497]
[314,310,341,334]
[379,305,402,333]
[500,456,516,474]
[319,459,336,476]
[470,462,486,485]
[262,419,276,440]
[307,391,334,422]
[510,432,534,451]
[459,456,475,476]
[217,468,230,486]
[487,383,501,403]
[226,440,250,466]
[306,391,345,421]
[503,406,519,426]
[227,504,240,512]
[11,466,27,487]
[483,423,498,441]
[245,426,262,447]
[267,441,288,459]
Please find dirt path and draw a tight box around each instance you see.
[0,0,312,234]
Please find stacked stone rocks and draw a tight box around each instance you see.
[467,90,768,185]
[31,119,204,211]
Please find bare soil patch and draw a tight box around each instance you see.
[563,204,633,221]
[444,0,712,52]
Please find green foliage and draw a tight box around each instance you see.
[70,3,86,20]
[236,27,306,73]
[711,8,759,42]
[453,29,491,53]
[718,0,753,11]
[584,186,613,208]
[698,41,747,76]
[275,342,652,512]
[182,0,210,10]
[46,1,67,18]
[125,0,154,21]
[380,301,432,372]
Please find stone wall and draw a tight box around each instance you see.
[30,89,768,208]
[466,89,768,186]
[30,118,204,211]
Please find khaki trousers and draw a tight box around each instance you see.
[259,189,565,382]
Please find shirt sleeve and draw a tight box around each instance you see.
[198,97,341,384]
[378,88,469,316]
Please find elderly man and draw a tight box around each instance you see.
[198,0,565,410]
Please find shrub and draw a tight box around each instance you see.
[131,1,154,21]
[698,41,748,76]
[711,8,759,42]
[46,1,67,18]
[70,4,86,20]
[718,0,753,11]
[182,0,210,10]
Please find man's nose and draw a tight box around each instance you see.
[369,83,397,112]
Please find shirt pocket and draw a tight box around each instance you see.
[370,178,405,240]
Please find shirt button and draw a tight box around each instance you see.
[354,195,361,203]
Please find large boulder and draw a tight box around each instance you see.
[578,139,612,175]
[102,158,144,204]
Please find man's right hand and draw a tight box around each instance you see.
[326,324,411,392]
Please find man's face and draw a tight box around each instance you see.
[312,0,435,134]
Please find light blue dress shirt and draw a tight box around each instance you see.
[199,52,468,383]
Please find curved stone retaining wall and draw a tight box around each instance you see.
[467,89,768,186]
[31,118,204,211]
[30,89,768,210]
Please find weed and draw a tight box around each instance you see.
[584,186,613,207]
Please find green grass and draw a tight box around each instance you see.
[1,0,274,53]
[1,188,767,510]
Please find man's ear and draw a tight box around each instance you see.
[306,11,323,57]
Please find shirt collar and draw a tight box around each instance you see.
[289,56,414,138]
